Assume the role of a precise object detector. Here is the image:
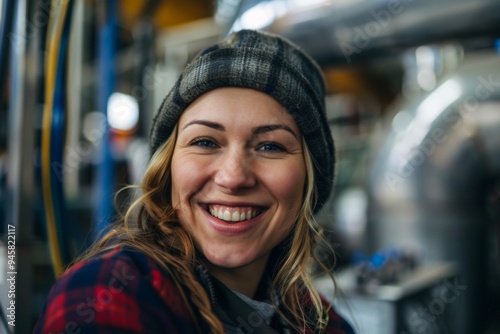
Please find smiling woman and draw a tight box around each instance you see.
[34,30,354,334]
[172,88,306,298]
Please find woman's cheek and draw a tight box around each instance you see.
[171,153,213,205]
[263,162,305,202]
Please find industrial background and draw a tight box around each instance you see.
[0,0,499,333]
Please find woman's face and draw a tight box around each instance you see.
[171,87,306,271]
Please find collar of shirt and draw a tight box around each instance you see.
[195,265,287,333]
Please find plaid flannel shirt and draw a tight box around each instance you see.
[34,247,354,333]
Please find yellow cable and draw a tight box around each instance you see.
[41,0,70,277]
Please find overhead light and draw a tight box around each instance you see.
[289,0,327,7]
[232,1,289,31]
[107,92,139,132]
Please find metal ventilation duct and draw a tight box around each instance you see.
[263,0,500,65]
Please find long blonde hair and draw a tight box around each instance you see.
[76,124,337,333]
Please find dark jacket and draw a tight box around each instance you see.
[34,247,354,333]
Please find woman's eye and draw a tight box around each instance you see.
[190,138,218,148]
[258,142,286,152]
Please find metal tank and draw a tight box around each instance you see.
[367,52,500,333]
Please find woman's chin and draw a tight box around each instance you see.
[203,250,253,269]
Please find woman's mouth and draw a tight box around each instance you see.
[207,204,265,222]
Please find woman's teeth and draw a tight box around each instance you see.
[208,206,259,222]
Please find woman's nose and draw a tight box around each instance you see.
[213,149,256,191]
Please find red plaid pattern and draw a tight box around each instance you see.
[34,247,353,333]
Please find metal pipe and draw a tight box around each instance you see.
[65,0,84,199]
[265,0,500,66]
[5,0,39,332]
[93,0,118,239]
[0,0,15,108]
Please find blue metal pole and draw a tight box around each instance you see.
[93,0,117,239]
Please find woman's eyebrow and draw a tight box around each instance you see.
[182,120,225,131]
[253,124,298,139]
[182,120,297,138]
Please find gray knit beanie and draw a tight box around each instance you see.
[150,29,334,213]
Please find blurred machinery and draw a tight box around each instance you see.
[316,252,459,334]
[367,50,500,333]
[1,0,500,332]
[244,0,500,332]
[0,0,219,332]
